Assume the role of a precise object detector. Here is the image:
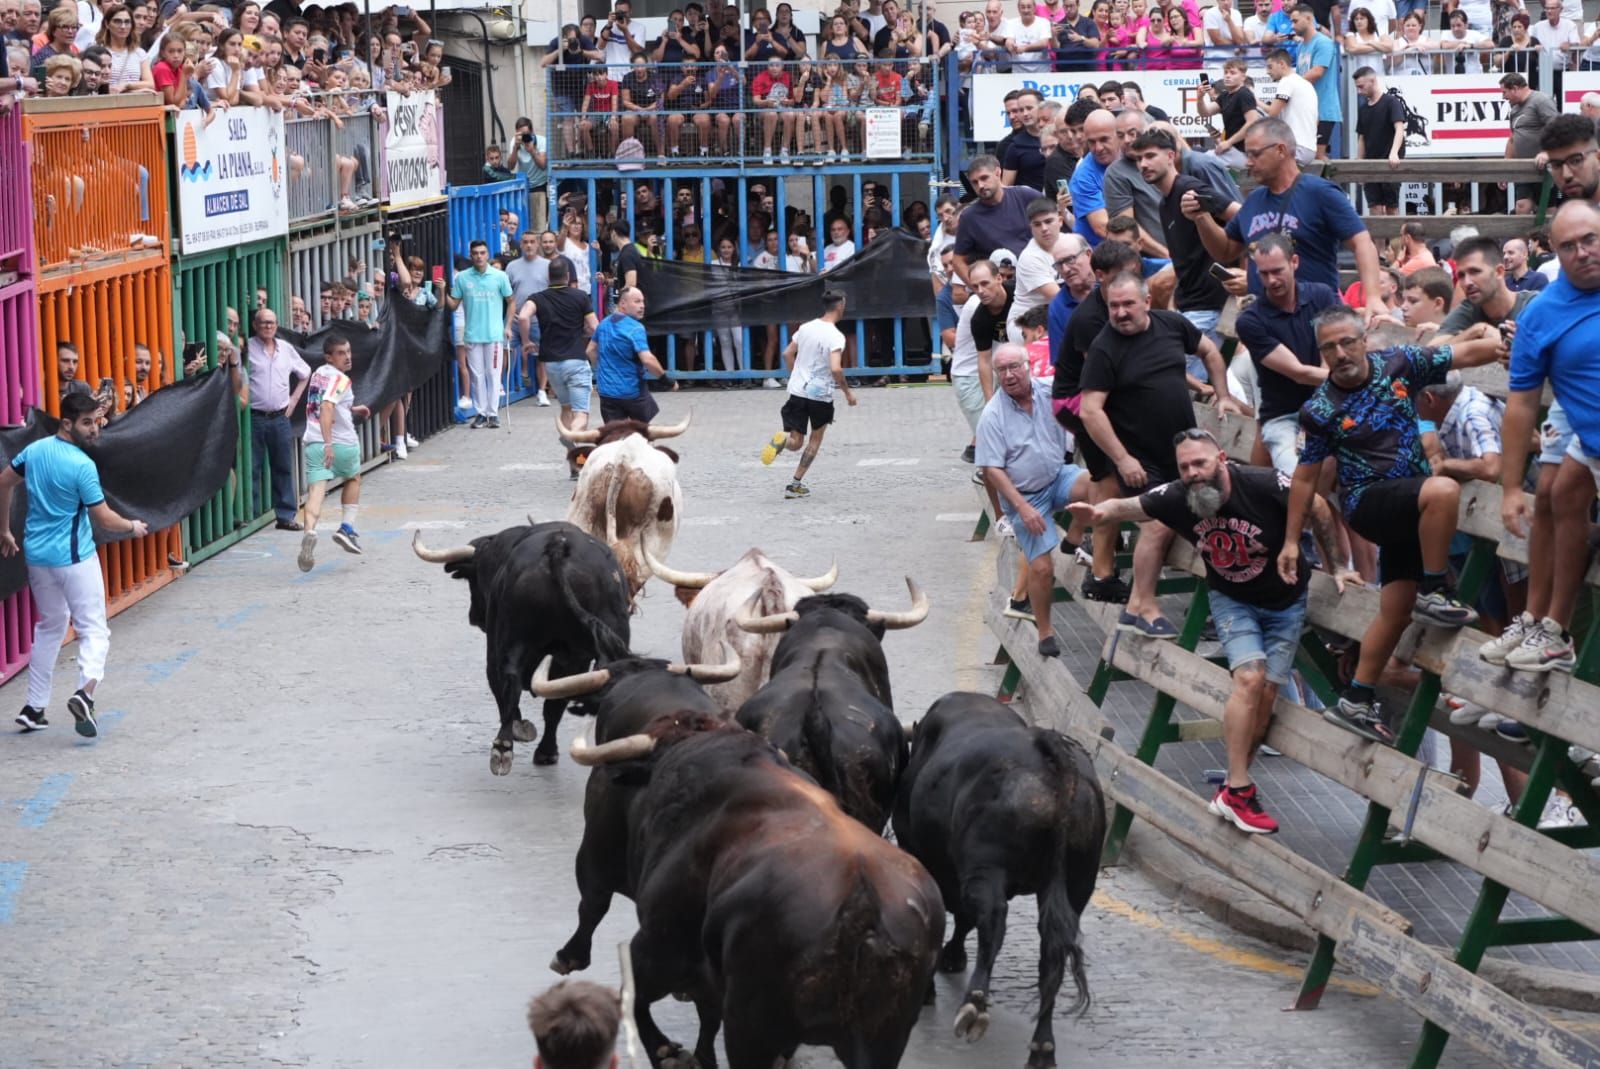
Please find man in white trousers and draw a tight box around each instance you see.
[0,391,149,737]
[446,239,515,429]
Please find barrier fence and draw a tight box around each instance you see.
[37,261,183,615]
[23,98,169,280]
[173,238,285,565]
[286,115,339,223]
[1,104,39,686]
[980,353,1600,1068]
[381,201,455,440]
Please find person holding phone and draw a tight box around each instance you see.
[1133,127,1241,383]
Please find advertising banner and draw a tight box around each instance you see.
[1560,70,1600,110]
[174,106,287,255]
[1379,74,1510,157]
[971,67,1274,143]
[384,90,445,208]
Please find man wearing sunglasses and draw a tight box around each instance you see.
[1069,428,1352,834]
[1282,308,1507,745]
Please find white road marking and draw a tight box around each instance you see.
[856,458,921,467]
[499,462,565,472]
[402,520,472,530]
[936,512,981,523]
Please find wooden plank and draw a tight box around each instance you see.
[1338,916,1600,1069]
[1101,635,1600,938]
[1321,159,1544,185]
[1363,216,1535,242]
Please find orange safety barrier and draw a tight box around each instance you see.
[37,262,183,616]
[23,98,171,280]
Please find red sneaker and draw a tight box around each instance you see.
[1208,783,1279,835]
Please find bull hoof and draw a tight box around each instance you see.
[490,740,514,776]
[550,947,589,975]
[532,747,560,766]
[937,944,968,973]
[511,719,537,743]
[954,996,990,1043]
[656,1043,700,1069]
[1027,1040,1057,1069]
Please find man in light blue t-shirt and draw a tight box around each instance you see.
[590,285,667,424]
[446,239,515,428]
[0,391,149,737]
[1292,5,1340,159]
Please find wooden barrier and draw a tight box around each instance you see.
[986,543,1600,1069]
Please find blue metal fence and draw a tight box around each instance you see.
[447,176,537,409]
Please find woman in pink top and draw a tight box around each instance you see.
[1161,6,1203,66]
[1038,0,1070,23]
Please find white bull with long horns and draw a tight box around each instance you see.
[643,546,840,717]
[561,413,690,601]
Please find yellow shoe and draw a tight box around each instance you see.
[760,432,787,466]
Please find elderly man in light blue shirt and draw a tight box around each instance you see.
[976,342,1090,658]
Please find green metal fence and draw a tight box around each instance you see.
[173,236,286,564]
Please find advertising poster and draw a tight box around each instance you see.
[175,106,287,254]
[384,90,445,207]
[971,67,1274,143]
[1378,74,1511,157]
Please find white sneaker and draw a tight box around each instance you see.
[405,434,420,449]
[394,438,408,460]
[780,147,791,163]
[536,390,550,407]
[994,517,1014,539]
[761,377,782,389]
[1478,611,1532,666]
[825,150,837,163]
[763,149,774,165]
[1446,695,1483,726]
[1475,710,1507,732]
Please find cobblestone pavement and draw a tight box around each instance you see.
[1,386,1592,1067]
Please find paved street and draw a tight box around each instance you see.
[1,386,1591,1068]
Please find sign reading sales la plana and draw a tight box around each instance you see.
[176,106,287,255]
[384,90,445,208]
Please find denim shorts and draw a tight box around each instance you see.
[1259,413,1302,477]
[545,359,593,413]
[1000,462,1087,561]
[1208,585,1308,685]
[1180,308,1222,382]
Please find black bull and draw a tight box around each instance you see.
[733,582,929,833]
[530,655,737,977]
[572,714,944,1069]
[892,693,1106,1069]
[412,521,632,772]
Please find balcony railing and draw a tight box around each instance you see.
[545,57,939,169]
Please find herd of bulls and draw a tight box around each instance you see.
[409,417,1108,1069]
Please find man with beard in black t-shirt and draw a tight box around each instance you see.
[1068,429,1354,834]
[1078,272,1243,639]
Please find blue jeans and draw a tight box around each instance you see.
[1180,308,1221,382]
[1209,585,1308,685]
[251,411,296,523]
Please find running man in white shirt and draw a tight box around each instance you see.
[298,335,372,572]
[759,289,858,499]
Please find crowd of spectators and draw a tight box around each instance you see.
[934,8,1600,827]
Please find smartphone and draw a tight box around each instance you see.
[1055,178,1070,195]
[313,47,327,63]
[1207,261,1235,282]
[432,264,446,285]
[98,377,114,392]
[1198,72,1209,85]
[395,3,412,14]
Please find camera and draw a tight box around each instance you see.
[521,132,534,143]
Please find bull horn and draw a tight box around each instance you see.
[798,560,840,592]
[571,732,657,766]
[642,544,718,589]
[411,530,475,564]
[646,411,692,440]
[531,654,612,699]
[559,426,602,445]
[865,577,931,631]
[527,513,538,526]
[735,591,799,635]
[667,656,743,683]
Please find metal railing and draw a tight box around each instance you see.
[286,103,383,224]
[545,57,940,169]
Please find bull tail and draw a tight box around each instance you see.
[800,652,842,800]
[549,534,631,664]
[602,459,623,550]
[1038,862,1091,1018]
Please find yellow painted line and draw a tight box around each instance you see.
[1091,889,1383,998]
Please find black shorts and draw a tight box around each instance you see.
[1078,432,1113,483]
[1117,461,1176,497]
[1348,476,1426,586]
[1363,181,1400,209]
[599,392,660,425]
[781,394,834,433]
[1316,120,1336,147]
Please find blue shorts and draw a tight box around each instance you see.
[545,359,592,413]
[1180,308,1222,383]
[1539,400,1574,466]
[1209,585,1307,686]
[1000,462,1087,562]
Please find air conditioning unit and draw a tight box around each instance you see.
[486,9,520,40]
